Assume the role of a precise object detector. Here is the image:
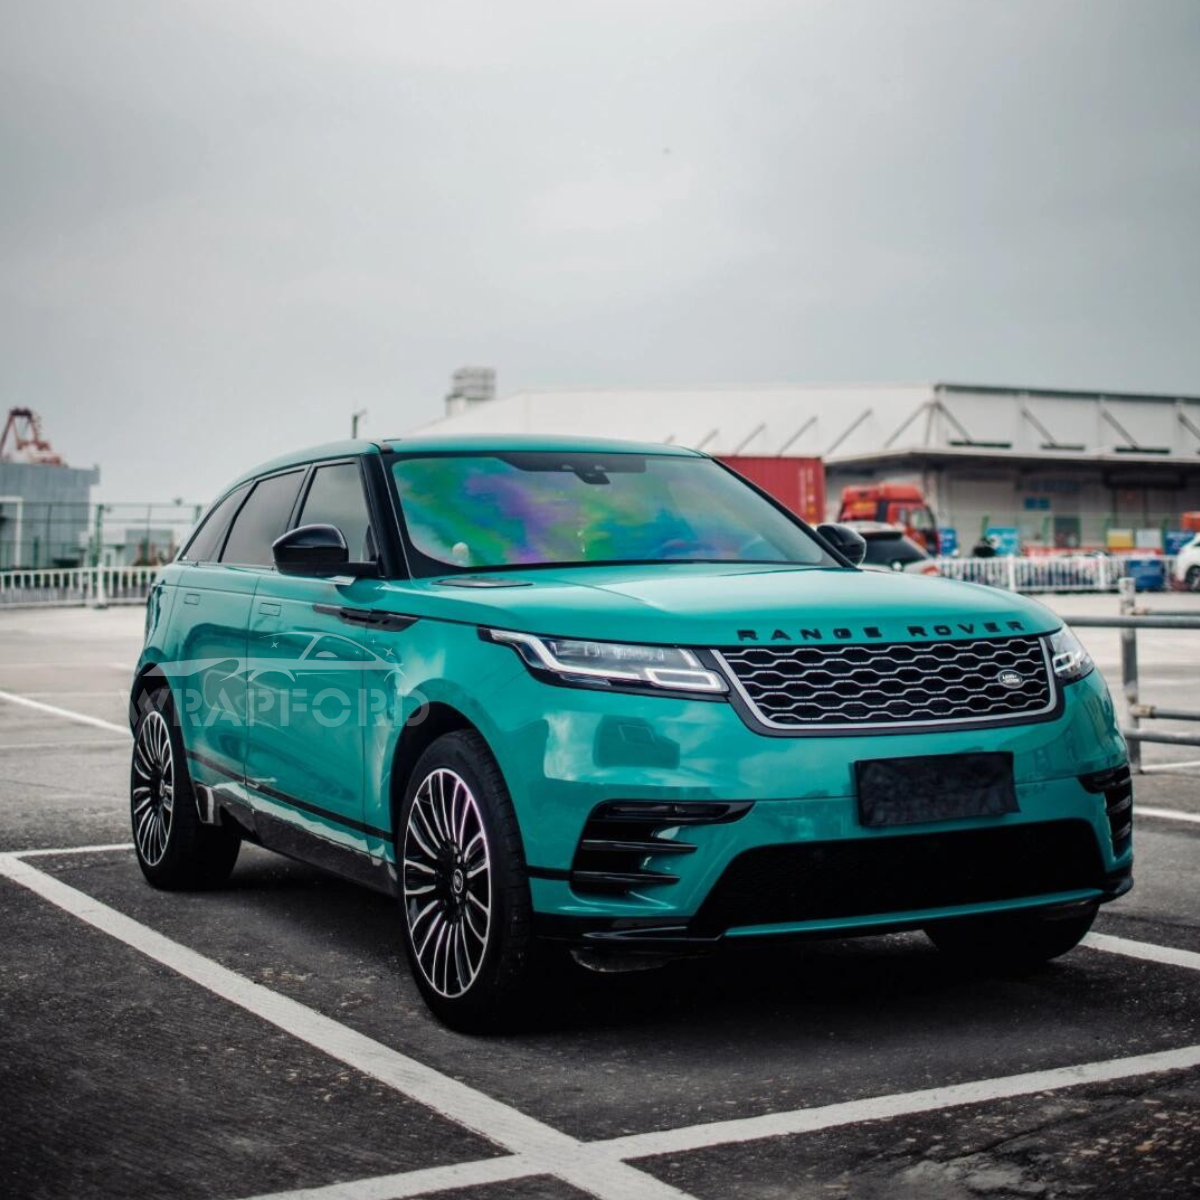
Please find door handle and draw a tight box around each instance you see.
[312,604,416,632]
[258,601,281,616]
[183,592,200,605]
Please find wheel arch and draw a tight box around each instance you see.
[387,702,501,839]
[129,662,171,729]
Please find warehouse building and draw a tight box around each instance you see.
[416,381,1200,552]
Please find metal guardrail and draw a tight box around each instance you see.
[0,565,160,608]
[1063,577,1200,772]
[936,554,1182,592]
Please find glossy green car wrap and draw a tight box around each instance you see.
[132,436,1131,1020]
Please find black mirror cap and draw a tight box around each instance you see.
[817,522,867,567]
[273,524,350,576]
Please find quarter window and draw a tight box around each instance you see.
[298,462,375,561]
[220,471,305,566]
[181,484,250,563]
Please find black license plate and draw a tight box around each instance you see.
[855,752,1018,827]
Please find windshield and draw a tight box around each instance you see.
[391,452,838,574]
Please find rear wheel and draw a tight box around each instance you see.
[924,905,1097,968]
[398,730,536,1031]
[131,688,240,889]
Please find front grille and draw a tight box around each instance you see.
[716,634,1055,731]
[693,819,1105,934]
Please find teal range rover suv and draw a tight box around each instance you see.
[130,435,1132,1028]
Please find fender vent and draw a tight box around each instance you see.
[570,801,752,895]
[1081,764,1133,856]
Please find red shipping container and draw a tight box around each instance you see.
[718,456,826,526]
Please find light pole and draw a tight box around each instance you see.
[352,409,367,438]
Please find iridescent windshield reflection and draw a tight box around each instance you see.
[392,452,833,573]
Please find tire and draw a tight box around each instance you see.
[1186,566,1200,593]
[131,688,241,890]
[924,904,1097,969]
[397,730,536,1031]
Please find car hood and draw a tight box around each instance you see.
[374,563,1061,648]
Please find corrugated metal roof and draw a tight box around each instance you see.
[413,382,1200,463]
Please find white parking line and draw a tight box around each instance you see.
[0,738,128,752]
[1085,932,1200,973]
[1141,760,1200,774]
[1138,805,1200,825]
[14,841,134,858]
[240,1038,1200,1200]
[0,688,127,735]
[600,1042,1200,1161]
[235,1157,538,1200]
[0,852,692,1200]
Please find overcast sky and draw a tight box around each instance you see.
[2,0,1198,502]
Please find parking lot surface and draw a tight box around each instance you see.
[1,600,1198,1200]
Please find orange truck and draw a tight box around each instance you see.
[837,484,940,554]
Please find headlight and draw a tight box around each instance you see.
[1048,625,1094,683]
[485,629,727,695]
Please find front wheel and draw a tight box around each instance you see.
[924,905,1097,969]
[131,688,241,889]
[1186,566,1200,593]
[398,730,536,1031]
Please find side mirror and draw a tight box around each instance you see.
[272,524,349,576]
[817,522,867,567]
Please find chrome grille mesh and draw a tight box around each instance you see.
[716,635,1055,730]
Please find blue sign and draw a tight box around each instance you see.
[1165,530,1194,556]
[938,527,958,556]
[1126,558,1166,592]
[985,527,1021,557]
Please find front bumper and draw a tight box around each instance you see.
[443,640,1132,942]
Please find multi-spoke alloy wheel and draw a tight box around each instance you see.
[403,767,492,998]
[397,730,535,1029]
[130,688,240,890]
[132,710,174,866]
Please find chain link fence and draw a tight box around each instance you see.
[0,500,203,570]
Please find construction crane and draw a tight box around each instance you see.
[0,407,65,465]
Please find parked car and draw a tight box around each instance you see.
[130,437,1132,1029]
[1172,534,1200,591]
[845,521,941,576]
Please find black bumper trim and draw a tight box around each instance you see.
[532,867,1133,953]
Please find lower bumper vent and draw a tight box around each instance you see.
[570,801,752,895]
[1081,764,1133,855]
[693,819,1106,934]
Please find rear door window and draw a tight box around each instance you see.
[297,461,375,561]
[220,471,305,567]
[182,484,250,563]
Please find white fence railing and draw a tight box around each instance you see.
[935,554,1180,592]
[0,557,1185,606]
[0,565,160,608]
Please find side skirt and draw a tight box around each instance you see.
[187,757,396,898]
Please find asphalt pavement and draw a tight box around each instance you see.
[1,599,1198,1200]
